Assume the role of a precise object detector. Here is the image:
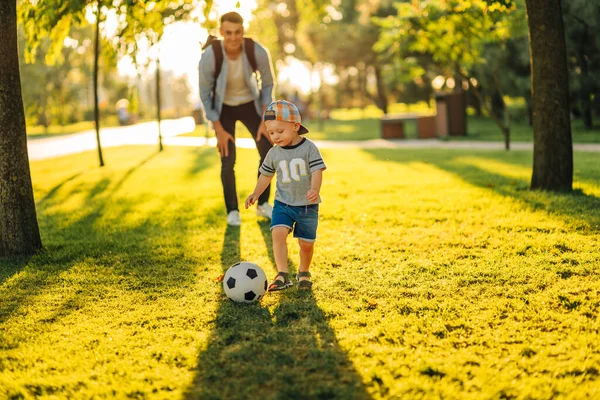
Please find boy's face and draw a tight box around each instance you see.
[265,120,301,147]
[220,21,244,54]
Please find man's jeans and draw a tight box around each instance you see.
[219,101,272,213]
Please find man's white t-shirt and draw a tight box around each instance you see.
[223,55,254,106]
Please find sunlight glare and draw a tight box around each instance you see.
[277,57,339,95]
[113,0,258,102]
[277,57,313,95]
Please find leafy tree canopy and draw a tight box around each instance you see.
[18,0,209,67]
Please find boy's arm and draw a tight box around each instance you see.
[306,169,323,203]
[245,174,274,208]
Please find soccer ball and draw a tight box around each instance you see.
[223,262,268,303]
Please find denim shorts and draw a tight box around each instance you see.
[271,200,319,242]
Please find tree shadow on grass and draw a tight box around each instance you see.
[184,221,372,400]
[36,172,83,207]
[363,148,600,231]
[0,149,210,327]
[187,146,218,177]
[0,256,34,287]
[257,219,276,270]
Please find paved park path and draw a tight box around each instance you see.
[27,117,600,161]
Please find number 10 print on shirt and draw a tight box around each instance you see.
[278,159,308,183]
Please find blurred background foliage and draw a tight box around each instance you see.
[15,0,600,137]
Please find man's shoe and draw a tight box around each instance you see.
[256,202,273,219]
[227,210,241,226]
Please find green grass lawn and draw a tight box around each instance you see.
[1,145,600,399]
[462,116,600,143]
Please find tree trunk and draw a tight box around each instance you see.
[373,64,388,115]
[502,126,510,151]
[0,1,43,256]
[94,1,105,167]
[526,0,573,192]
[491,69,511,150]
[468,86,482,117]
[358,63,366,111]
[461,71,508,149]
[526,95,533,126]
[491,90,504,121]
[156,61,163,152]
[578,24,592,130]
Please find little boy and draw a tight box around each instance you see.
[245,100,326,291]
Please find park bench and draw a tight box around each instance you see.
[380,113,437,139]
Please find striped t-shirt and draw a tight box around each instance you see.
[259,138,326,206]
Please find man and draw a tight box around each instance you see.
[199,11,275,226]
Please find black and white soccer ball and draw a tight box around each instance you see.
[223,262,268,303]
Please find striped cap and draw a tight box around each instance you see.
[263,100,309,134]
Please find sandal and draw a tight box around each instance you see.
[297,271,313,291]
[268,271,293,291]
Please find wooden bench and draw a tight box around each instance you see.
[380,113,437,139]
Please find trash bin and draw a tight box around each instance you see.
[435,90,467,136]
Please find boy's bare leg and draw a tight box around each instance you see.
[298,239,314,282]
[272,227,289,282]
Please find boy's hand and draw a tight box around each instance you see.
[306,189,319,203]
[245,193,259,209]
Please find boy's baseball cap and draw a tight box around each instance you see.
[263,100,309,134]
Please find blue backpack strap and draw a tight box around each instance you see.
[210,40,223,109]
[208,37,258,109]
[243,37,258,73]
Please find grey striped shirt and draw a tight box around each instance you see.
[259,138,326,206]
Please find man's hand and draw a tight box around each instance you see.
[256,121,272,144]
[306,189,319,203]
[216,129,235,157]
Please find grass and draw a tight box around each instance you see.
[1,144,600,399]
[461,115,600,143]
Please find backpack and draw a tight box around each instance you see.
[202,35,259,108]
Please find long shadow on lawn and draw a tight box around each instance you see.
[256,221,371,399]
[257,220,277,268]
[184,221,371,400]
[37,172,83,206]
[0,256,34,287]
[364,148,600,230]
[0,149,206,327]
[187,146,217,177]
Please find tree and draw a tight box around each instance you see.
[20,0,109,166]
[0,1,43,256]
[376,0,520,149]
[526,0,573,191]
[563,0,600,130]
[93,1,105,166]
[18,24,96,128]
[111,0,203,152]
[19,0,202,160]
[312,1,398,114]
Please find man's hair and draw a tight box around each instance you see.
[220,11,244,25]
